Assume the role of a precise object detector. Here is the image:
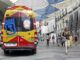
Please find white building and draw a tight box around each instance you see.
[54,0,80,35]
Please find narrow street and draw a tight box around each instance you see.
[0,0,80,60]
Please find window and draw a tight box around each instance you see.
[14,16,34,31]
[4,17,16,35]
[4,12,34,34]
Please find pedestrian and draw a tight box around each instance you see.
[69,34,73,47]
[41,23,49,41]
[46,33,50,46]
[61,32,66,47]
[50,32,54,44]
[57,34,62,46]
[63,28,70,45]
[74,36,78,46]
[52,35,55,44]
[62,28,70,54]
[37,26,41,41]
[40,25,46,41]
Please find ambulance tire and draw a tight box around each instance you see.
[4,50,9,55]
[32,49,36,54]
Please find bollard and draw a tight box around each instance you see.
[65,40,68,55]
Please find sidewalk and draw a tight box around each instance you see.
[37,41,80,60]
[67,44,80,60]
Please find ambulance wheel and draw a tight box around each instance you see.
[4,50,9,55]
[32,49,36,54]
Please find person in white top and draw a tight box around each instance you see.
[41,24,49,41]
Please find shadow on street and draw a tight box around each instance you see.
[4,51,36,56]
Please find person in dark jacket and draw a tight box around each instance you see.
[62,28,70,47]
[46,33,50,46]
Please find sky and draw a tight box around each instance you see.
[9,0,64,21]
[10,0,18,3]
